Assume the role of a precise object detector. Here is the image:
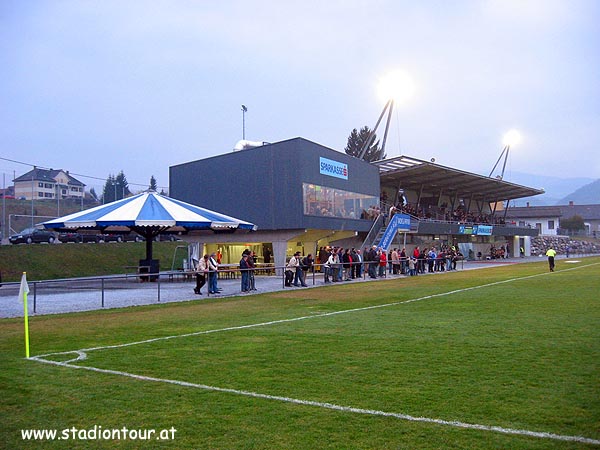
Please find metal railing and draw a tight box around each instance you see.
[14,253,585,316]
[360,213,385,250]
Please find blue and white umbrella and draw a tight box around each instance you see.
[43,191,256,260]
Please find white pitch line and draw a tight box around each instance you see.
[30,355,600,446]
[30,261,600,445]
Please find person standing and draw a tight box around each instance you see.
[248,250,257,290]
[391,248,399,275]
[318,247,329,273]
[400,247,407,274]
[324,249,335,283]
[240,253,250,292]
[342,248,352,281]
[208,252,220,294]
[302,253,314,285]
[546,246,557,272]
[367,246,378,279]
[354,249,363,278]
[263,246,272,265]
[378,248,387,277]
[289,251,307,287]
[284,257,295,287]
[263,246,273,274]
[408,257,416,276]
[427,247,436,273]
[194,254,208,295]
[331,248,341,282]
[336,247,344,282]
[350,248,359,278]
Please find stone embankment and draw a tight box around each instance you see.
[531,236,600,256]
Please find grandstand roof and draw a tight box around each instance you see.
[374,155,544,201]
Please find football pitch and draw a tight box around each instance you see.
[2,258,599,449]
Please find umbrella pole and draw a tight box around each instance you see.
[138,230,159,282]
[145,235,153,260]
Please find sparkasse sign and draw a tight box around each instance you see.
[319,157,348,180]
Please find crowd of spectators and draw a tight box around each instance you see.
[311,243,464,282]
[387,202,506,226]
[308,197,508,226]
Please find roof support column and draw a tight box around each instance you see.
[491,198,499,217]
[477,199,485,215]
[416,184,424,215]
[436,188,444,206]
[449,192,459,220]
[467,193,474,214]
[502,200,510,221]
[272,240,289,277]
[436,188,444,220]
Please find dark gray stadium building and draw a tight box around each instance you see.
[170,137,544,269]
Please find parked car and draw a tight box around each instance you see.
[9,227,56,244]
[100,232,144,243]
[58,232,101,243]
[156,234,182,242]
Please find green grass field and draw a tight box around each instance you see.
[1,258,599,449]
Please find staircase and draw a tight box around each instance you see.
[361,214,419,251]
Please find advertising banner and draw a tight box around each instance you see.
[458,224,493,236]
[473,225,493,236]
[319,157,348,180]
[379,214,411,250]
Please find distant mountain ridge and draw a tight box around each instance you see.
[558,179,600,205]
[504,171,597,206]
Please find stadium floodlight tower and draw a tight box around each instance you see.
[489,129,521,180]
[358,70,416,160]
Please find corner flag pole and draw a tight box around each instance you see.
[19,272,30,358]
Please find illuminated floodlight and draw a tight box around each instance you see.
[503,129,521,147]
[359,70,416,160]
[377,70,416,104]
[490,129,521,178]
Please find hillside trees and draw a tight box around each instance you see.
[102,171,131,203]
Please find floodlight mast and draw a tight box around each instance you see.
[358,99,394,160]
[489,145,510,180]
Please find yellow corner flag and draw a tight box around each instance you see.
[19,272,31,358]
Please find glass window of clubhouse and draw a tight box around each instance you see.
[303,183,378,219]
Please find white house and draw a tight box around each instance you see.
[13,168,85,201]
[505,202,600,237]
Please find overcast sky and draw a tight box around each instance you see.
[1,0,599,194]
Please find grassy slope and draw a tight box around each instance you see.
[0,241,183,282]
[0,258,598,449]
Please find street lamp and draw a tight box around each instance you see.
[241,105,247,140]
